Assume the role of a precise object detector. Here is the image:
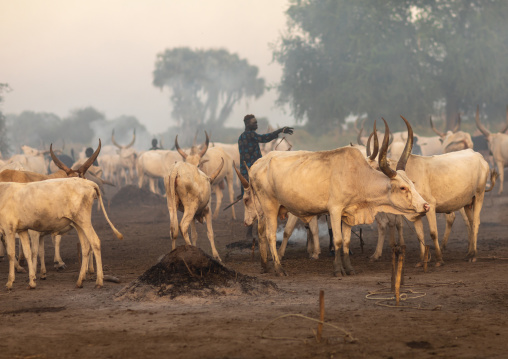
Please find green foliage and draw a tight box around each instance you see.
[274,0,508,133]
[152,47,265,141]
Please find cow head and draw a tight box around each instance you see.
[175,131,209,166]
[430,114,473,153]
[232,162,259,226]
[111,129,136,150]
[51,139,101,178]
[378,117,430,218]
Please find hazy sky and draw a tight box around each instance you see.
[0,0,294,134]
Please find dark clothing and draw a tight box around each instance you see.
[238,129,280,195]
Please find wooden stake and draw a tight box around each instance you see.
[391,247,398,292]
[395,247,405,306]
[317,290,325,342]
[423,245,430,273]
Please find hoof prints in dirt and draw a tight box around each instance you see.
[116,245,279,300]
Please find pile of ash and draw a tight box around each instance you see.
[110,185,165,207]
[115,245,279,300]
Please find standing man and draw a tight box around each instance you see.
[238,114,294,238]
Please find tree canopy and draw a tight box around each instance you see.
[273,0,508,134]
[153,47,265,143]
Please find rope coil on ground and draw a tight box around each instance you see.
[261,313,357,343]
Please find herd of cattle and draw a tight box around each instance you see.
[0,106,506,290]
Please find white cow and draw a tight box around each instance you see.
[110,129,137,186]
[238,118,429,276]
[430,114,474,153]
[475,105,508,194]
[166,132,224,261]
[136,149,182,195]
[0,177,123,290]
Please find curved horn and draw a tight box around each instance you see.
[396,116,413,171]
[452,113,461,133]
[501,105,508,133]
[111,129,121,148]
[369,120,379,161]
[50,144,73,175]
[233,161,249,189]
[198,131,209,158]
[174,135,188,160]
[209,158,224,184]
[357,124,365,146]
[124,129,136,148]
[429,116,445,137]
[475,105,490,137]
[378,118,397,179]
[78,139,101,177]
[366,132,373,157]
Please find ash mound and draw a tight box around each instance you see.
[110,185,165,207]
[116,245,279,300]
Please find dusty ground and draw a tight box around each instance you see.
[1,182,507,359]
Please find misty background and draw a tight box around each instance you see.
[2,1,508,156]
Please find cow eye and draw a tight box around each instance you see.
[400,186,407,191]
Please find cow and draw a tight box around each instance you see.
[110,129,138,186]
[136,149,182,195]
[430,114,474,153]
[0,177,123,290]
[166,132,224,261]
[236,117,430,276]
[475,105,508,194]
[7,147,49,175]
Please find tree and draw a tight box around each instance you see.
[153,47,265,143]
[273,0,508,133]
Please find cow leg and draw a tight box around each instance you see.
[179,206,198,246]
[395,215,404,246]
[326,215,334,255]
[466,193,484,262]
[441,212,456,250]
[0,236,5,258]
[413,218,427,267]
[189,221,198,246]
[265,213,287,276]
[371,214,388,261]
[426,208,444,266]
[18,231,36,289]
[329,211,346,276]
[5,233,18,290]
[204,207,221,262]
[307,216,320,259]
[496,160,504,194]
[212,185,223,220]
[17,237,26,266]
[257,218,270,273]
[52,234,66,270]
[29,231,46,280]
[278,214,298,259]
[341,223,355,275]
[74,225,103,289]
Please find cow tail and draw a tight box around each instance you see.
[166,173,179,240]
[485,169,499,192]
[95,186,124,240]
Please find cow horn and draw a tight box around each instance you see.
[370,120,379,160]
[50,144,73,176]
[378,118,397,179]
[501,105,508,133]
[125,129,136,148]
[357,124,365,146]
[111,129,121,149]
[396,116,413,171]
[174,135,188,160]
[452,113,461,133]
[198,131,209,158]
[78,139,101,177]
[366,133,373,157]
[209,157,224,184]
[430,116,445,137]
[475,105,490,137]
[233,161,249,189]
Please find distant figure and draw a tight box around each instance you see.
[413,137,422,156]
[85,147,99,166]
[149,138,161,151]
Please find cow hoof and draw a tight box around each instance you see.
[16,267,26,273]
[309,254,319,260]
[468,257,477,263]
[40,275,46,280]
[415,262,423,268]
[76,283,83,289]
[346,269,356,275]
[54,263,66,270]
[333,270,345,277]
[95,284,103,289]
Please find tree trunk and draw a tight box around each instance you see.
[445,95,459,131]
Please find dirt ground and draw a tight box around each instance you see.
[1,181,507,359]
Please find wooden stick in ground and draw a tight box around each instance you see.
[400,245,406,286]
[317,290,325,342]
[395,247,405,306]
[423,245,430,273]
[391,247,398,292]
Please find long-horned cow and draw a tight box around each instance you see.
[430,114,474,153]
[475,105,508,194]
[111,129,137,185]
[237,118,429,276]
[0,177,123,290]
[136,149,182,195]
[166,132,224,261]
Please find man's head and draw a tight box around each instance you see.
[244,114,258,131]
[85,147,94,157]
[151,138,158,148]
